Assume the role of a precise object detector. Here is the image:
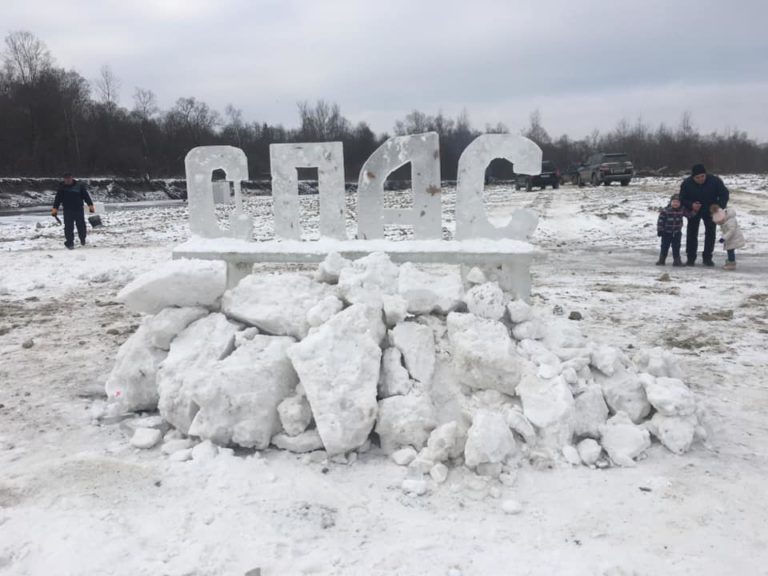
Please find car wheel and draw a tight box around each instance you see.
[515,182,521,191]
[591,173,599,186]
[577,175,585,187]
[553,181,560,189]
[526,181,532,192]
[620,179,630,186]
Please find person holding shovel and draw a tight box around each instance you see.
[51,172,95,249]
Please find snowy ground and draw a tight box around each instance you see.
[1,177,767,576]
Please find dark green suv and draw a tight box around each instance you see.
[576,153,634,187]
[515,160,560,191]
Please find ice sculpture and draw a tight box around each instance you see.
[357,133,441,240]
[269,142,346,240]
[185,146,251,240]
[455,134,541,240]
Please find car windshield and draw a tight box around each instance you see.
[542,161,554,170]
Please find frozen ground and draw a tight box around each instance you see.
[1,177,767,575]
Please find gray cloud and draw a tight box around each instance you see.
[3,0,768,139]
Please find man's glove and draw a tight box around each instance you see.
[691,201,701,214]
[657,231,662,237]
[51,207,57,217]
[88,205,95,213]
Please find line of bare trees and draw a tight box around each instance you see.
[1,31,766,180]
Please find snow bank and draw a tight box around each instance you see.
[106,251,707,494]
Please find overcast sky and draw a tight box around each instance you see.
[3,0,768,141]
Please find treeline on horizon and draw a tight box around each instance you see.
[1,31,766,181]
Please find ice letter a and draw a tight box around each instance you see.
[357,132,441,240]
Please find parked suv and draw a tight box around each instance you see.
[515,160,560,191]
[576,153,633,187]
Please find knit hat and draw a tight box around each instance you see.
[670,193,680,201]
[691,164,706,176]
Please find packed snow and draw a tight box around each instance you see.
[1,177,768,575]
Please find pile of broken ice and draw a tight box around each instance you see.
[106,253,707,492]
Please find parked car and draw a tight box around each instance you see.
[576,153,634,187]
[515,160,560,191]
[564,162,582,185]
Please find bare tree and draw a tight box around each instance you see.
[59,69,91,169]
[165,96,220,145]
[132,87,158,120]
[224,104,244,146]
[297,100,349,141]
[523,109,551,145]
[394,110,430,135]
[678,111,695,140]
[130,88,159,178]
[93,64,121,107]
[2,30,52,85]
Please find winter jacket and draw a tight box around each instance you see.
[657,204,687,236]
[53,180,93,212]
[712,207,746,250]
[679,174,729,219]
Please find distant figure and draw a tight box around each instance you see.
[656,193,685,266]
[710,204,745,270]
[679,163,729,266]
[51,172,95,249]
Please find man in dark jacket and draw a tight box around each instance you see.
[52,172,95,249]
[679,163,729,266]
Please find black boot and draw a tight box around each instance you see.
[656,257,666,266]
[672,258,683,267]
[702,259,715,267]
[685,259,695,266]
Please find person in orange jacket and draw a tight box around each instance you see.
[52,172,94,249]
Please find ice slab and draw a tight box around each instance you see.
[117,259,226,315]
[447,312,522,395]
[287,304,382,455]
[222,273,336,340]
[187,335,298,449]
[157,313,241,433]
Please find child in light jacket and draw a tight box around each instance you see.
[710,204,745,270]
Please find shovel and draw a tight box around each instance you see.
[88,214,103,228]
[52,214,61,225]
